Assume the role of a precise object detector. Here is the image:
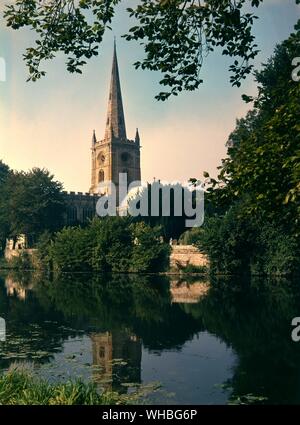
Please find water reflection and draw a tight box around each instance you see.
[91,330,142,392]
[5,276,34,300]
[170,280,209,304]
[0,271,299,404]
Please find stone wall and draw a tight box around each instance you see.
[62,191,100,225]
[170,245,209,269]
[4,248,37,262]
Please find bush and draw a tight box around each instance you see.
[178,228,204,245]
[9,251,34,270]
[130,222,170,273]
[89,217,133,272]
[35,230,53,269]
[49,217,170,273]
[176,264,207,274]
[194,204,300,276]
[50,226,93,272]
[251,224,300,276]
[194,205,256,275]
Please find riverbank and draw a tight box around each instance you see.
[0,368,135,405]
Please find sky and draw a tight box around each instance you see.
[0,0,299,192]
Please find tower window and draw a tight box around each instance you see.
[98,170,105,182]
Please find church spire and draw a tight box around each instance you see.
[104,40,127,141]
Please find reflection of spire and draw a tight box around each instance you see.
[104,40,127,142]
[90,330,141,393]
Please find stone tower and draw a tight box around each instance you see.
[89,41,141,200]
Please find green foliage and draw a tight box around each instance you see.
[0,368,136,405]
[195,205,256,275]
[178,227,203,245]
[3,168,66,246]
[128,182,194,240]
[35,230,53,269]
[4,0,286,100]
[4,0,120,81]
[50,226,93,272]
[0,160,10,185]
[49,217,170,273]
[130,222,170,273]
[196,31,300,276]
[195,205,300,275]
[126,0,264,100]
[208,33,300,232]
[0,161,11,253]
[251,224,300,276]
[8,251,34,271]
[173,262,207,274]
[89,217,133,272]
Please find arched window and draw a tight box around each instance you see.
[98,169,105,182]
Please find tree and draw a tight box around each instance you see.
[130,222,170,272]
[4,0,289,100]
[127,181,197,240]
[206,32,300,234]
[191,31,300,275]
[49,225,93,272]
[7,168,66,246]
[49,216,170,272]
[88,216,133,272]
[0,161,11,251]
[0,160,10,185]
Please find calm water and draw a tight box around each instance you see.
[0,271,300,404]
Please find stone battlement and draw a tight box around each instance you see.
[62,191,100,198]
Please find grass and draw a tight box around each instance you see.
[0,366,140,405]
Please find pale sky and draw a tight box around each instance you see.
[0,0,299,192]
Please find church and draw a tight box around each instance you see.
[63,42,141,225]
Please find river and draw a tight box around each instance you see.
[0,272,299,404]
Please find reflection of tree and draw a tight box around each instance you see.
[0,273,206,375]
[36,274,173,330]
[0,276,80,370]
[1,272,300,404]
[182,276,300,404]
[38,273,205,350]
